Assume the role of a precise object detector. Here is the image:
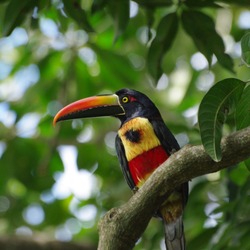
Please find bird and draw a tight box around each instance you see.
[53,88,188,250]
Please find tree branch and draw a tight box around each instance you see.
[98,127,250,250]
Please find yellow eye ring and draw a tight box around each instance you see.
[122,96,129,103]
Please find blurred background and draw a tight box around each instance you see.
[0,0,250,249]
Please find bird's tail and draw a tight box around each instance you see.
[163,215,186,250]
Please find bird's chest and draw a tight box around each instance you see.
[118,117,169,187]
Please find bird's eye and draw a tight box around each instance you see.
[122,96,129,103]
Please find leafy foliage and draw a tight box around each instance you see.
[147,12,178,81]
[181,10,234,73]
[62,0,94,32]
[241,32,250,67]
[0,0,250,249]
[198,78,246,161]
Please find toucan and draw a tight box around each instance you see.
[53,88,188,250]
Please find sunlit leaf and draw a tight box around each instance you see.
[198,78,246,161]
[147,12,178,81]
[241,32,250,67]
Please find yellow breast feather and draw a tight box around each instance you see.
[118,117,160,161]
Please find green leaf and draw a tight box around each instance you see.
[2,0,35,36]
[229,162,249,186]
[147,12,178,81]
[241,32,250,67]
[91,0,108,13]
[185,0,221,8]
[236,84,250,171]
[62,0,94,32]
[236,84,250,130]
[93,45,139,86]
[182,10,234,72]
[198,78,246,161]
[219,0,250,6]
[135,0,173,8]
[107,0,130,41]
[1,138,54,191]
[244,158,250,172]
[187,227,218,250]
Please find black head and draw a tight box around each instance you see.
[115,88,162,123]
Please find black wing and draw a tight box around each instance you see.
[151,119,188,205]
[150,119,180,153]
[115,135,135,190]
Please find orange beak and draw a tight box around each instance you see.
[53,94,125,126]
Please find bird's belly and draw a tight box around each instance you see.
[128,145,169,187]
